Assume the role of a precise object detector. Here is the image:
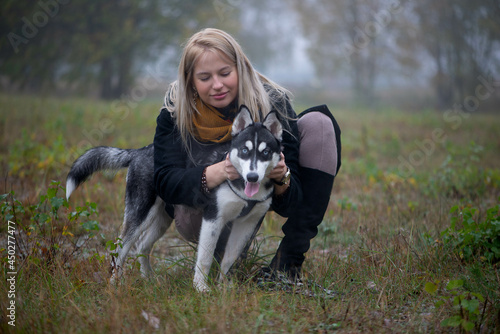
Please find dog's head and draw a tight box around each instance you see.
[230,105,283,198]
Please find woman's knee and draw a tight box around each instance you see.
[297,112,338,176]
[298,111,329,131]
[174,205,202,243]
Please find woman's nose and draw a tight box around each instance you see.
[212,77,223,90]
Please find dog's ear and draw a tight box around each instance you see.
[262,111,282,142]
[232,105,254,136]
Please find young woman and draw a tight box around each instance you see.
[154,28,341,280]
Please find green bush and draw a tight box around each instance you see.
[1,181,101,267]
[430,142,487,199]
[441,202,500,263]
[425,279,486,332]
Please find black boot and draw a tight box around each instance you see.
[269,166,335,279]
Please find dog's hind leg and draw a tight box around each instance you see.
[110,222,139,283]
[110,174,158,283]
[134,197,173,277]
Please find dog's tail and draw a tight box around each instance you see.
[66,146,138,200]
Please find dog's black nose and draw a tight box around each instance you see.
[246,172,259,183]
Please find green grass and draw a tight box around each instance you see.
[1,94,500,333]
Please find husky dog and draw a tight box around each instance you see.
[66,106,283,291]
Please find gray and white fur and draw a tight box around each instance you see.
[66,106,282,291]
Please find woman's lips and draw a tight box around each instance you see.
[212,92,228,100]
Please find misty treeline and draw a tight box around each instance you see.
[1,0,499,109]
[0,0,287,100]
[294,0,500,109]
[0,0,236,99]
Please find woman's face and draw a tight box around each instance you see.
[192,50,238,109]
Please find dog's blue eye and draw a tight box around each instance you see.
[241,148,249,154]
[262,148,271,156]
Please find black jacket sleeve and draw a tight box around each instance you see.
[153,109,209,207]
[270,98,302,217]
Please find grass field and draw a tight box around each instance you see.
[1,93,499,333]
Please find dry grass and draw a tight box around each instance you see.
[1,94,499,333]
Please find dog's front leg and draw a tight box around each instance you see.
[218,209,265,284]
[193,217,224,292]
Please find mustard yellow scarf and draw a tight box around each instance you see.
[192,98,237,143]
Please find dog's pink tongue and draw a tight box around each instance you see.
[245,182,260,197]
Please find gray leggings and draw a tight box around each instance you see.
[297,111,338,176]
[175,111,338,242]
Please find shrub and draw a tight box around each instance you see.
[1,181,101,268]
[441,202,500,263]
[425,279,487,332]
[429,142,500,199]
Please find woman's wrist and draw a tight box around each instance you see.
[201,167,210,194]
[272,165,291,196]
[272,167,291,185]
[274,180,290,196]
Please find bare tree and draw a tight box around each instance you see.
[404,0,500,108]
[292,0,403,105]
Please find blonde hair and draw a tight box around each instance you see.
[164,28,293,148]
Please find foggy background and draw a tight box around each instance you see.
[1,0,499,111]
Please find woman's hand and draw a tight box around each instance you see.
[204,155,239,190]
[270,153,290,196]
[224,155,240,181]
[269,153,288,181]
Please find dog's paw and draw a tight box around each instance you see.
[193,278,210,293]
[109,266,122,285]
[193,269,212,292]
[110,272,122,286]
[218,274,235,289]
